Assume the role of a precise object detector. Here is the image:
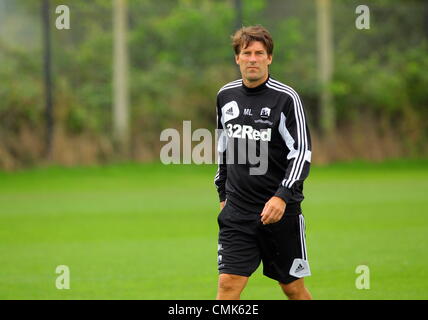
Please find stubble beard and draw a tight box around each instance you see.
[243,69,267,85]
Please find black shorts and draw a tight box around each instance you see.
[217,200,311,284]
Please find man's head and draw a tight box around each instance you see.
[232,25,273,87]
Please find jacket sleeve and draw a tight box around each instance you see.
[214,95,227,202]
[274,93,312,204]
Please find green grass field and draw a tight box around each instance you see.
[0,160,427,300]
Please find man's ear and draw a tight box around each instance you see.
[268,54,273,65]
[235,54,240,65]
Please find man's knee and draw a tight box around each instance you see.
[281,281,298,296]
[218,274,248,293]
[279,279,311,300]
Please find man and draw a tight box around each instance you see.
[214,25,312,300]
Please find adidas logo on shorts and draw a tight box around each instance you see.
[295,263,304,273]
[289,258,311,278]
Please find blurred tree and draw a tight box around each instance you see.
[41,0,54,159]
[1,0,428,168]
[316,0,335,136]
[234,0,243,30]
[113,0,130,155]
[425,1,428,38]
[233,0,243,78]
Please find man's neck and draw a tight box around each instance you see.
[242,74,269,88]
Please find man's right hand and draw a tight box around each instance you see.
[220,201,225,210]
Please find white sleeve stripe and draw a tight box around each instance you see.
[268,79,308,187]
[217,83,242,94]
[267,81,306,187]
[217,79,242,94]
[269,78,308,156]
[299,215,308,260]
[268,82,302,188]
[214,167,220,184]
[272,82,306,188]
[267,80,308,188]
[214,99,228,186]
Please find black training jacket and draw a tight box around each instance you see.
[214,76,312,215]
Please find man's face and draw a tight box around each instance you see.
[235,41,272,84]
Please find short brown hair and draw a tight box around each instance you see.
[231,25,274,56]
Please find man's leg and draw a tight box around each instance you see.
[216,273,249,300]
[279,278,312,300]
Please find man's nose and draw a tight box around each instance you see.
[249,53,257,62]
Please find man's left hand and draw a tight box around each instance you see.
[260,196,286,225]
